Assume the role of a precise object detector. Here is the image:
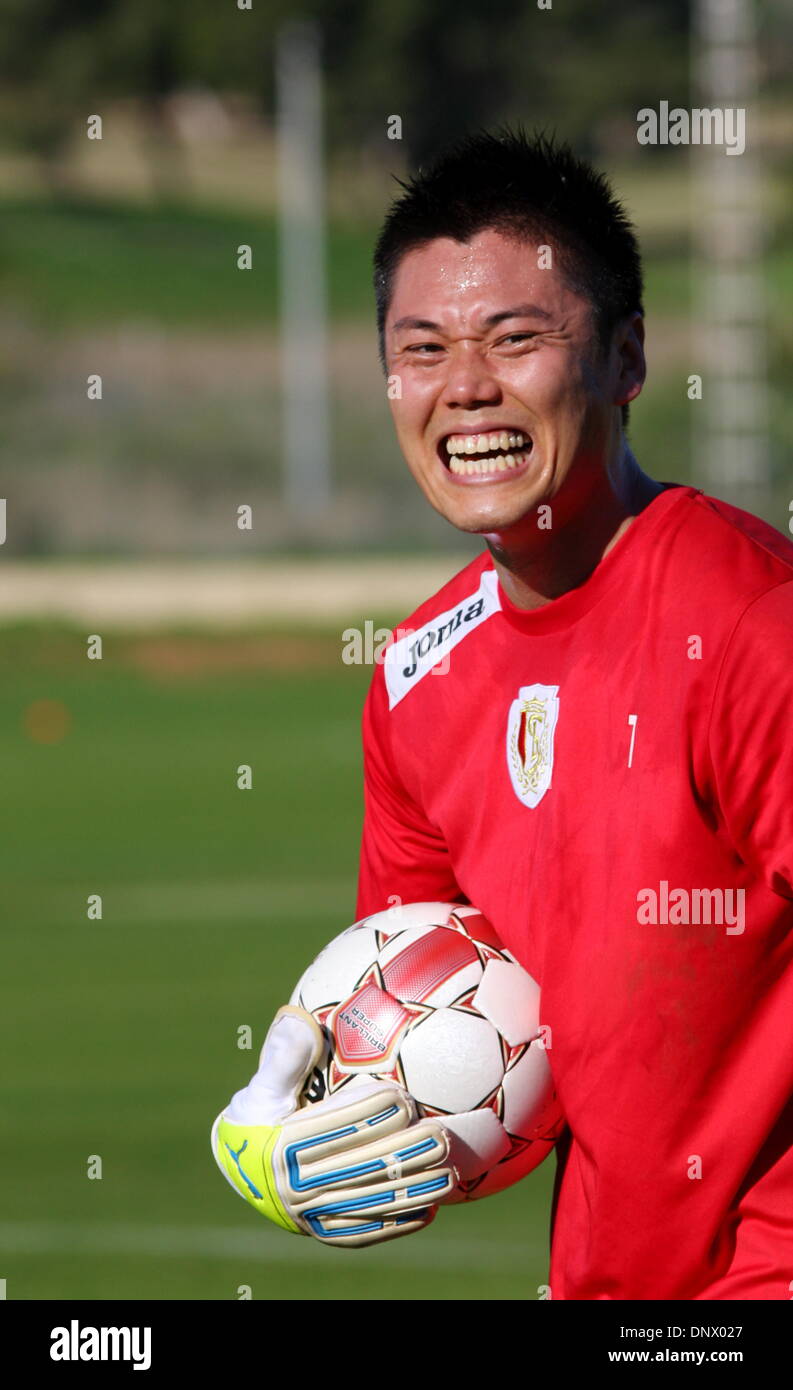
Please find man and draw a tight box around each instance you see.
[212,130,793,1299]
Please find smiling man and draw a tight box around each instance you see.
[381,229,656,592]
[213,130,793,1301]
[354,129,793,1299]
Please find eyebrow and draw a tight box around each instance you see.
[390,303,553,334]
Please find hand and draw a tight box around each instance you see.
[211,1005,457,1247]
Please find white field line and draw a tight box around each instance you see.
[107,879,357,920]
[0,559,472,628]
[8,879,357,925]
[0,1220,545,1273]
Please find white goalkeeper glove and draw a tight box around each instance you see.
[211,1005,457,1247]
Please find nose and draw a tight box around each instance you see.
[442,344,502,411]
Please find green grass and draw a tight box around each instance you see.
[0,197,376,327]
[0,627,555,1300]
[2,193,792,331]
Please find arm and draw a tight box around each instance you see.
[356,661,467,919]
[706,579,793,896]
[356,662,564,1199]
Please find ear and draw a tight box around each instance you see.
[613,312,646,407]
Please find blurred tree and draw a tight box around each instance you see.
[310,0,691,164]
[2,0,786,200]
[0,0,115,192]
[0,0,270,196]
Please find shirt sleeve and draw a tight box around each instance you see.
[355,661,467,920]
[707,578,793,900]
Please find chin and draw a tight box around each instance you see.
[442,503,532,536]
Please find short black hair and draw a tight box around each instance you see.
[374,127,644,427]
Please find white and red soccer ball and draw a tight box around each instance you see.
[289,901,564,1198]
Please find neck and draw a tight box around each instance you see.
[486,448,664,612]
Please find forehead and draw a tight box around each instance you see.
[387,227,590,331]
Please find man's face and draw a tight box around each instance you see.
[384,227,638,537]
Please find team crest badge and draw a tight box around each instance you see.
[506,684,560,808]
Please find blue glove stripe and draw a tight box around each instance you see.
[406,1175,450,1198]
[394,1136,437,1161]
[306,1189,395,1217]
[288,1121,358,1151]
[305,1214,385,1238]
[396,1208,429,1225]
[303,1189,396,1239]
[286,1136,388,1192]
[365,1104,400,1126]
[303,1190,440,1239]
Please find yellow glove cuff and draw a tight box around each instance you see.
[213,1116,300,1235]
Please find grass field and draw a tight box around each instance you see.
[2,193,792,331]
[0,625,556,1300]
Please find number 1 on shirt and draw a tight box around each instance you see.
[627,713,638,768]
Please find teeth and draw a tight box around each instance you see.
[447,431,529,456]
[449,451,529,476]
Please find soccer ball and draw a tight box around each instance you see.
[289,901,564,1199]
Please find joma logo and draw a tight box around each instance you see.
[384,569,501,709]
[402,598,485,677]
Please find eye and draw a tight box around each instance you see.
[406,342,444,354]
[498,332,537,346]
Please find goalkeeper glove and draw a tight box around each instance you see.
[211,1005,457,1247]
